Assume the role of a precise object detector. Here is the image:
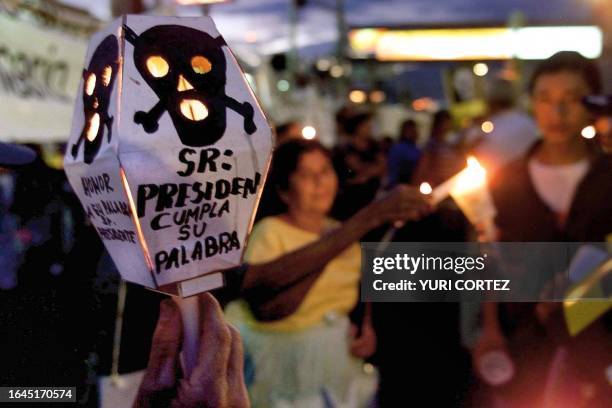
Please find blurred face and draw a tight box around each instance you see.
[531,70,593,145]
[355,119,373,139]
[281,149,338,217]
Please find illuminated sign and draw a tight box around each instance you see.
[348,26,602,61]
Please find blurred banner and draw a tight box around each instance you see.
[0,12,87,142]
[348,26,603,61]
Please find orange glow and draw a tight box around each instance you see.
[102,66,113,86]
[146,56,169,78]
[119,168,155,277]
[412,97,434,111]
[370,90,386,104]
[177,75,194,91]
[191,56,212,74]
[453,156,487,194]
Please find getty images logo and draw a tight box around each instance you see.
[372,253,488,275]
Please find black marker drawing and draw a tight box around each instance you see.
[71,35,119,164]
[123,24,257,147]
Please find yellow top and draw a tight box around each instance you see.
[240,216,361,332]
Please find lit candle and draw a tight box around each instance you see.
[449,156,495,226]
[426,157,497,240]
[426,156,486,206]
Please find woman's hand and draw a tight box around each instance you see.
[362,184,432,229]
[134,294,249,408]
[348,321,377,359]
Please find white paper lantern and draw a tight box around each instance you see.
[65,15,274,297]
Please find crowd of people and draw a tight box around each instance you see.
[1,50,611,407]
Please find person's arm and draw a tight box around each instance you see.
[241,185,431,320]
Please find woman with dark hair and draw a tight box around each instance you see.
[227,139,430,407]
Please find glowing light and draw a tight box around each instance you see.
[419,182,433,195]
[481,121,494,133]
[119,168,155,274]
[349,28,383,55]
[180,99,208,121]
[191,56,212,74]
[348,26,602,61]
[302,126,316,139]
[349,89,367,104]
[277,79,290,92]
[370,90,386,103]
[363,363,375,375]
[102,66,112,86]
[455,156,487,194]
[473,62,489,76]
[412,97,434,111]
[147,56,169,78]
[177,75,194,91]
[316,58,331,71]
[581,125,596,139]
[430,156,487,205]
[330,65,344,78]
[85,73,96,95]
[86,113,100,141]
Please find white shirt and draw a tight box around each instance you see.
[528,158,589,215]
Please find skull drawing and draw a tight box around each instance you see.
[123,24,257,147]
[71,34,119,164]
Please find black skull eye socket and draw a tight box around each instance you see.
[191,55,212,74]
[102,66,113,87]
[146,55,170,78]
[85,73,96,95]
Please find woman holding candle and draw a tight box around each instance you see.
[473,51,612,407]
[226,139,430,407]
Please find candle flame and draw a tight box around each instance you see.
[467,156,484,171]
[420,182,433,195]
[454,156,487,193]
